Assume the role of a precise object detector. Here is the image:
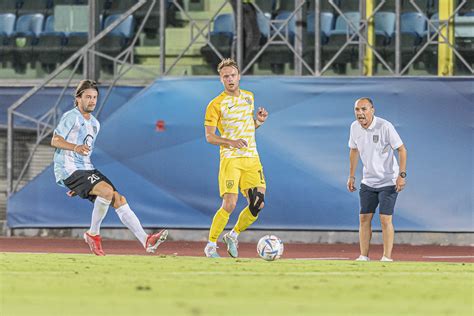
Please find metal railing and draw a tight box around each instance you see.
[6,0,160,196]
[6,0,474,196]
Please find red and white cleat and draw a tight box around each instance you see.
[145,229,168,253]
[83,232,105,256]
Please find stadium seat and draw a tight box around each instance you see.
[0,13,16,66]
[258,11,296,74]
[375,12,396,46]
[11,13,45,73]
[322,11,361,73]
[384,12,427,73]
[134,0,165,39]
[98,14,136,74]
[256,11,271,41]
[303,12,335,70]
[32,15,68,73]
[200,14,235,72]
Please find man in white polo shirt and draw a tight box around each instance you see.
[347,97,407,262]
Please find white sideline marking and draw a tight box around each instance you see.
[423,255,474,259]
[293,257,350,260]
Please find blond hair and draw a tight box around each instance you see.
[217,58,240,74]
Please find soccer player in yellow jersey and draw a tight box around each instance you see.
[203,58,268,258]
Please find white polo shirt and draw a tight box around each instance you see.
[349,116,403,188]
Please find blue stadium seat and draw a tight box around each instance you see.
[12,13,45,73]
[303,11,335,72]
[200,14,235,71]
[0,13,15,37]
[258,11,296,74]
[99,14,136,74]
[33,15,68,73]
[384,12,427,73]
[375,11,396,46]
[256,11,271,40]
[0,13,16,66]
[322,12,361,73]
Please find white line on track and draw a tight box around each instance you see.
[292,257,350,260]
[422,255,474,259]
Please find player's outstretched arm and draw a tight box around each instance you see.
[204,125,247,148]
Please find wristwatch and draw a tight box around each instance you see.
[399,172,407,178]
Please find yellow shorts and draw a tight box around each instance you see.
[218,157,266,197]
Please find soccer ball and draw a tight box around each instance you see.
[257,235,284,261]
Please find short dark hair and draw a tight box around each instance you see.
[74,79,99,106]
[355,97,374,107]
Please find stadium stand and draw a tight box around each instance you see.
[258,10,296,74]
[0,13,16,67]
[33,15,68,73]
[98,14,136,74]
[384,11,427,72]
[322,11,361,74]
[200,13,235,72]
[302,12,335,70]
[11,13,45,73]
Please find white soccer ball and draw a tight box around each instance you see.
[257,235,284,261]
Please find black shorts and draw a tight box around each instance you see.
[359,183,398,215]
[63,169,116,202]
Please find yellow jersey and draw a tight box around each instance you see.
[204,89,259,160]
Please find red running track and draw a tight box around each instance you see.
[1,237,473,263]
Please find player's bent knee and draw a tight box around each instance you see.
[112,191,127,208]
[248,188,265,217]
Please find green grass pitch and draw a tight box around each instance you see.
[1,253,472,315]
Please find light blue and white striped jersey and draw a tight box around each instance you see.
[53,107,100,186]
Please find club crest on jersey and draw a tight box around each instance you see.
[226,180,234,189]
[373,135,379,143]
[93,126,97,134]
[245,97,252,105]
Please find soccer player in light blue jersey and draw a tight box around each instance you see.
[51,79,168,256]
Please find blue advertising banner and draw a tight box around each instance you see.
[7,77,474,231]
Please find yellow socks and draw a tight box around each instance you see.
[234,206,258,234]
[208,207,230,242]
